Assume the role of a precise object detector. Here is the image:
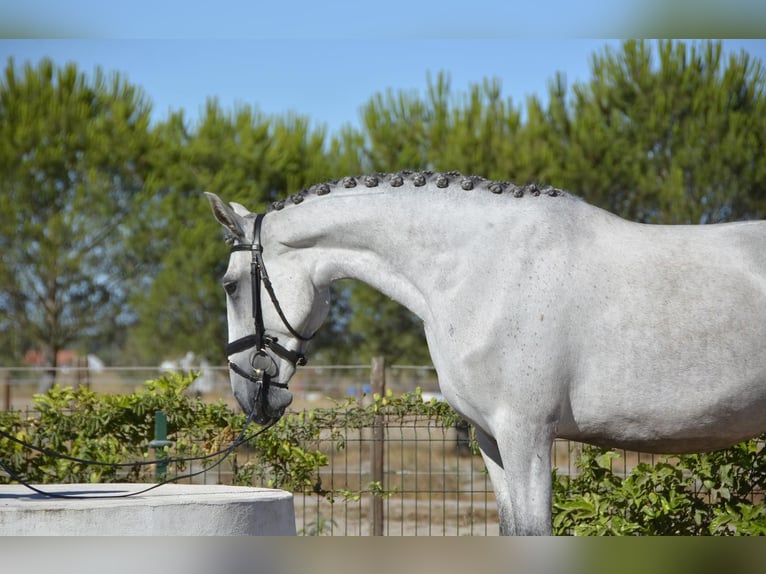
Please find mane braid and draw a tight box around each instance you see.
[267,171,568,212]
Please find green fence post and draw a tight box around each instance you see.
[148,410,173,481]
[371,356,386,536]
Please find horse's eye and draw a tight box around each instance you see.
[223,281,237,296]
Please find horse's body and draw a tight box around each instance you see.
[206,172,766,535]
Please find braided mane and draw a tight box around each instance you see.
[268,170,568,212]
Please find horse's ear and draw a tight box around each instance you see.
[204,192,246,240]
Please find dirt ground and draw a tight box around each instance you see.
[293,491,500,536]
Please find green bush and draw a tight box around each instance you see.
[0,373,242,484]
[552,441,766,535]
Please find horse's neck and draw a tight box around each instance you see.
[265,191,475,323]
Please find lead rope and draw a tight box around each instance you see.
[0,409,275,499]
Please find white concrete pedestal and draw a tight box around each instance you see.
[0,483,296,535]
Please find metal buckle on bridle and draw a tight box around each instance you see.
[226,213,313,390]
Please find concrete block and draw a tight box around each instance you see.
[0,483,296,535]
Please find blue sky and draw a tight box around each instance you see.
[2,38,764,136]
[0,39,616,133]
[0,1,764,135]
[1,0,642,38]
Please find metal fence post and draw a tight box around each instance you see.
[371,356,386,536]
[82,355,90,391]
[2,371,10,411]
[148,410,173,480]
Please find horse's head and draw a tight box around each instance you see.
[205,192,330,425]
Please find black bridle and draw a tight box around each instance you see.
[0,214,309,499]
[226,213,313,394]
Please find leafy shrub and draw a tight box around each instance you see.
[552,440,766,535]
[0,373,242,484]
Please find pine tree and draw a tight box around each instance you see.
[0,58,151,382]
[543,40,766,223]
[124,101,336,365]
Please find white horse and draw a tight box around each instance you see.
[206,171,766,535]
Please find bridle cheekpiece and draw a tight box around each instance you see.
[226,213,313,393]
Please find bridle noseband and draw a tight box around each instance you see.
[226,213,313,393]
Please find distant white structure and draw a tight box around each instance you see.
[87,354,105,372]
[160,351,216,395]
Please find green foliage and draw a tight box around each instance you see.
[124,103,337,365]
[344,282,433,365]
[553,441,766,535]
[0,373,239,483]
[360,71,528,178]
[542,40,766,223]
[0,57,152,369]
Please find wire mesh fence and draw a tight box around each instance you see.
[271,413,498,536]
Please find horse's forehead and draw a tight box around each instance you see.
[225,249,252,276]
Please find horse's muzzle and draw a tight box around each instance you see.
[231,365,293,425]
[257,383,293,423]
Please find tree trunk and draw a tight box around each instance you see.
[37,344,58,393]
